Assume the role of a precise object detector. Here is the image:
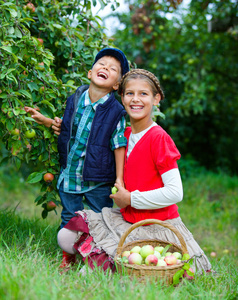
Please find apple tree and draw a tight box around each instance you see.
[112,0,238,174]
[0,0,119,218]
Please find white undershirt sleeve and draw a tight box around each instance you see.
[131,168,183,210]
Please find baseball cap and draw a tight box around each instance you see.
[92,48,130,76]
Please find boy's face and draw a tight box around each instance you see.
[88,56,121,92]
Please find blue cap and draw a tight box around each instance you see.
[92,48,129,76]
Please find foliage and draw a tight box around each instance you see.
[0,0,118,216]
[112,0,238,174]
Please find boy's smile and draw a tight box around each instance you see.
[88,56,121,92]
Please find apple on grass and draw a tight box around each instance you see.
[183,268,194,280]
[128,253,143,265]
[145,254,158,266]
[140,245,154,259]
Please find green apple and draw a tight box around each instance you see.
[130,246,141,254]
[111,186,118,194]
[11,128,20,136]
[154,246,164,254]
[140,245,154,259]
[25,129,36,138]
[173,252,182,259]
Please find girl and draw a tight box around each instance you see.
[57,69,211,274]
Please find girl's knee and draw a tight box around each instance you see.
[57,228,78,254]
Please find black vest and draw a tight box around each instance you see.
[58,85,126,182]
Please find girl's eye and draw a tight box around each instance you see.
[141,92,148,96]
[126,92,133,96]
[111,68,117,71]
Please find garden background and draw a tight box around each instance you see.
[0,0,237,299]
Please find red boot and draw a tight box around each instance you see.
[59,251,76,268]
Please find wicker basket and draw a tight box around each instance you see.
[114,219,189,285]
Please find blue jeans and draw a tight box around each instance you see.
[59,184,113,228]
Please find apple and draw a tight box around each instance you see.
[121,251,130,258]
[140,245,154,259]
[157,259,167,267]
[183,268,194,280]
[43,172,54,182]
[38,62,44,70]
[25,129,36,138]
[164,252,172,257]
[128,253,143,265]
[210,252,217,258]
[130,246,141,254]
[164,255,177,265]
[145,254,158,266]
[26,2,35,13]
[37,38,43,45]
[154,250,161,259]
[11,128,20,136]
[111,186,118,194]
[177,259,182,264]
[154,246,164,254]
[173,252,182,259]
[46,201,56,211]
[39,86,45,94]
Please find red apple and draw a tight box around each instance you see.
[26,2,35,13]
[121,251,131,258]
[183,268,194,280]
[37,38,43,45]
[46,201,56,211]
[43,173,54,182]
[145,254,158,266]
[164,255,177,265]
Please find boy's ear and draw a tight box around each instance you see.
[88,70,92,79]
[153,93,161,106]
[112,81,119,91]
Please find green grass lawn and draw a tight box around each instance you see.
[0,164,237,299]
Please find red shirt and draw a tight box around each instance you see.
[121,125,181,223]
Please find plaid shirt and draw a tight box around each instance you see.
[57,89,127,193]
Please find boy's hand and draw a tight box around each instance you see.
[24,106,52,128]
[115,177,125,188]
[109,183,131,208]
[52,117,62,136]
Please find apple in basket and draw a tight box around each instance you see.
[121,251,131,258]
[164,255,178,265]
[154,246,164,254]
[157,259,167,267]
[173,252,182,260]
[128,253,143,265]
[145,254,158,266]
[130,246,141,254]
[140,245,154,259]
[154,250,161,259]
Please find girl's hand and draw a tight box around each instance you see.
[115,177,125,188]
[109,183,131,208]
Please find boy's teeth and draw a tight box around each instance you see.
[98,72,107,79]
[131,106,142,109]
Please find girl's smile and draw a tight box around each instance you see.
[121,78,160,132]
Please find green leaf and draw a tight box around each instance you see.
[173,269,184,285]
[182,262,190,271]
[27,172,44,183]
[161,244,172,256]
[19,89,32,99]
[42,209,48,219]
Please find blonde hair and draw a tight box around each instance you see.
[118,69,165,100]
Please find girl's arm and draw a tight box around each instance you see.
[131,168,183,209]
[114,147,125,188]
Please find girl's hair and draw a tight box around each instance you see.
[118,69,165,100]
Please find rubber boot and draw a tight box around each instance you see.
[59,251,76,268]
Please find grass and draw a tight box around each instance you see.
[0,164,238,299]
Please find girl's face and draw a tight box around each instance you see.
[121,78,161,130]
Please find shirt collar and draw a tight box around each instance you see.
[83,89,111,110]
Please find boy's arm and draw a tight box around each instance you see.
[114,147,125,188]
[24,106,53,127]
[24,106,62,135]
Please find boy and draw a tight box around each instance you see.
[25,48,129,266]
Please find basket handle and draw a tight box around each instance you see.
[116,219,188,256]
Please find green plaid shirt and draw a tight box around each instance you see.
[57,89,127,193]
